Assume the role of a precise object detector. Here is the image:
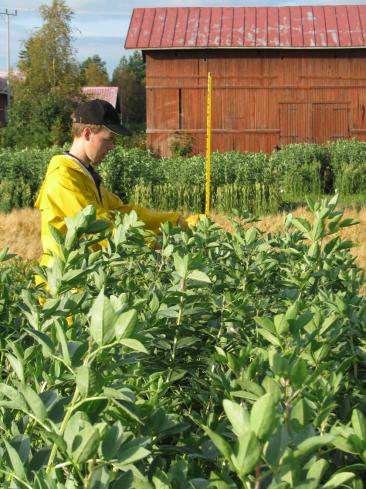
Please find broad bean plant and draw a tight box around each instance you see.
[0,195,365,488]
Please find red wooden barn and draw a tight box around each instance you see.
[125,4,366,156]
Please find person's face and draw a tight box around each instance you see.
[84,127,116,164]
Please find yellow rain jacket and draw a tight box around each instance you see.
[35,154,181,267]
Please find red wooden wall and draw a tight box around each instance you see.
[145,49,366,156]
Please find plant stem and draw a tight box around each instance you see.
[167,278,185,383]
[46,385,79,475]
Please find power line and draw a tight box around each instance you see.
[0,9,17,118]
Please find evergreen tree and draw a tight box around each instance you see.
[80,55,109,86]
[112,51,146,126]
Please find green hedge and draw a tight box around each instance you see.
[1,139,366,214]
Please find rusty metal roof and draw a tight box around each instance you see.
[125,5,366,49]
[81,87,119,108]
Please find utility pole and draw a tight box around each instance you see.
[0,9,17,120]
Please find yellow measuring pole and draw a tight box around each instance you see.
[205,72,212,216]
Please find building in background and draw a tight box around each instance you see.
[126,5,366,156]
[81,86,119,109]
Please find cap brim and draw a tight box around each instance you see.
[105,123,132,136]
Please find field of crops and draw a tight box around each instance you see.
[1,195,366,487]
[2,140,366,215]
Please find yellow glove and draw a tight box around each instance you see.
[181,214,205,229]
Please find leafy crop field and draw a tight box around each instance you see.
[2,140,366,215]
[1,196,366,487]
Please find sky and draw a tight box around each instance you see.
[1,0,366,77]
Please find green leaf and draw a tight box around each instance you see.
[3,437,28,481]
[89,465,111,489]
[257,328,281,347]
[307,458,329,486]
[274,314,289,335]
[250,393,277,440]
[188,270,211,283]
[290,399,313,432]
[90,288,117,346]
[72,425,101,463]
[75,365,102,398]
[265,425,289,466]
[54,319,71,366]
[290,358,308,386]
[18,383,47,422]
[323,472,355,488]
[0,383,27,411]
[6,353,24,383]
[26,329,54,357]
[294,434,334,458]
[352,409,366,441]
[120,338,148,354]
[202,425,232,460]
[114,437,151,467]
[64,411,91,453]
[115,309,137,339]
[223,399,250,437]
[231,431,261,475]
[101,421,125,460]
[291,218,311,233]
[173,253,190,278]
[254,316,275,334]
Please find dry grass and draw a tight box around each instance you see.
[1,207,366,273]
[0,208,42,261]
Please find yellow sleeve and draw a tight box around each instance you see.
[102,187,180,234]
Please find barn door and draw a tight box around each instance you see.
[312,103,350,144]
[279,103,312,145]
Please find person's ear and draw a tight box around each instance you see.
[83,127,92,141]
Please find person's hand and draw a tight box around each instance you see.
[179,214,205,229]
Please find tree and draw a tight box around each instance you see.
[2,0,81,147]
[80,55,109,86]
[112,51,146,126]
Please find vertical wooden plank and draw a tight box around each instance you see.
[313,6,327,46]
[313,104,350,144]
[278,7,291,47]
[208,8,222,47]
[125,8,145,49]
[256,7,268,46]
[137,8,156,48]
[149,8,166,48]
[244,7,256,46]
[290,6,304,47]
[336,5,352,47]
[186,8,200,47]
[324,6,339,47]
[173,8,189,47]
[267,7,279,47]
[232,7,245,47]
[347,5,363,46]
[301,6,316,47]
[197,8,211,47]
[160,8,178,48]
[221,7,234,47]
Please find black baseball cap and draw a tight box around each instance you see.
[73,99,131,136]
